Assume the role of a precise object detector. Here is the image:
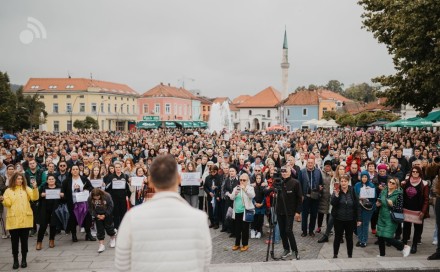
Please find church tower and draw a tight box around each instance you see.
[281,28,290,100]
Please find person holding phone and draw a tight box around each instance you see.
[2,172,39,269]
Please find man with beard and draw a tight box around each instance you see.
[388,157,405,182]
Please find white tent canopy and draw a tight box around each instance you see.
[316,119,339,128]
[303,119,319,126]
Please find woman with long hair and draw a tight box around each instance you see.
[250,173,266,239]
[123,158,136,177]
[36,174,62,250]
[1,164,15,239]
[376,177,411,257]
[181,162,199,208]
[401,166,429,253]
[2,172,39,269]
[129,167,149,206]
[88,188,116,253]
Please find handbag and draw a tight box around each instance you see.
[310,190,320,200]
[240,189,255,222]
[390,211,404,223]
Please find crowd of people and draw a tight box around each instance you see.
[0,127,440,270]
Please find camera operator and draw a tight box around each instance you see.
[273,165,302,259]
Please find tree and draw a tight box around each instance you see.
[343,83,377,103]
[325,80,344,94]
[358,0,440,116]
[308,84,319,91]
[73,116,99,130]
[73,120,87,130]
[323,110,338,120]
[336,113,356,127]
[295,86,307,92]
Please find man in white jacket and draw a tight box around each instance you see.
[115,155,212,272]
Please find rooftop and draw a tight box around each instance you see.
[237,86,281,108]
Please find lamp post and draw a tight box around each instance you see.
[69,95,80,131]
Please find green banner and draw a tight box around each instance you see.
[164,121,177,128]
[143,116,160,121]
[137,121,161,129]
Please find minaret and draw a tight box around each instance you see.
[281,28,290,100]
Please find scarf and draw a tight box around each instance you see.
[409,176,421,187]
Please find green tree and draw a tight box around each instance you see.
[295,86,307,92]
[325,80,344,94]
[73,120,87,130]
[344,83,377,103]
[358,0,440,116]
[336,113,356,127]
[323,110,338,120]
[73,116,99,130]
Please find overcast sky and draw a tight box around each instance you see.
[0,0,395,98]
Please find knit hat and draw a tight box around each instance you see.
[377,164,387,171]
[323,160,332,167]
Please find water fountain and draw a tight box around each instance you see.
[208,101,233,133]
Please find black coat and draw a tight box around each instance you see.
[204,174,222,199]
[275,177,302,216]
[222,176,239,207]
[38,183,62,226]
[61,175,93,211]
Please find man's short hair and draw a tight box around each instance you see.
[150,155,178,190]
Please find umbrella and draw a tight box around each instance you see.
[266,124,286,131]
[385,119,411,128]
[73,202,88,227]
[425,110,440,122]
[303,119,319,126]
[2,134,16,140]
[433,122,440,127]
[240,131,252,135]
[267,131,277,135]
[405,118,433,127]
[54,204,69,230]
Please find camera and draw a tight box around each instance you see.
[272,168,284,190]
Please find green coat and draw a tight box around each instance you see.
[376,187,403,239]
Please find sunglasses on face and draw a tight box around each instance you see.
[239,179,247,181]
[388,181,396,185]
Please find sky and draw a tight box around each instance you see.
[0,0,395,98]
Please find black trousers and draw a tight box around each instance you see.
[378,236,404,256]
[251,214,264,233]
[403,221,423,244]
[234,212,250,246]
[333,219,354,257]
[31,202,38,231]
[317,212,329,229]
[95,215,116,241]
[10,228,30,256]
[371,207,379,230]
[435,198,440,253]
[113,196,127,230]
[37,209,56,242]
[207,196,219,225]
[278,214,298,252]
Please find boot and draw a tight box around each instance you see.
[72,233,78,242]
[49,240,55,248]
[85,233,96,241]
[36,242,42,250]
[318,235,329,243]
[12,254,19,270]
[410,244,417,254]
[21,253,27,268]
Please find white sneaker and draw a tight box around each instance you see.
[250,230,256,239]
[376,255,384,258]
[98,244,105,253]
[402,245,410,257]
[80,227,85,233]
[255,232,261,239]
[433,240,438,245]
[110,237,116,248]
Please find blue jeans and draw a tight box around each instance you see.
[302,197,319,234]
[357,209,374,244]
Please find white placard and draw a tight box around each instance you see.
[181,172,201,186]
[45,189,61,200]
[360,186,375,199]
[367,151,373,159]
[112,180,126,189]
[131,177,144,187]
[403,148,413,157]
[91,179,103,188]
[224,133,230,141]
[74,191,89,203]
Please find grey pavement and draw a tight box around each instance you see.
[0,212,438,271]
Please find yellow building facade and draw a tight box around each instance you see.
[23,78,139,132]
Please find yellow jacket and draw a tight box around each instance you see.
[3,186,39,230]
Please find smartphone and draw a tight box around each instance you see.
[334,183,340,191]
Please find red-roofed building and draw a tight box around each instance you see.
[282,90,320,129]
[138,83,201,122]
[237,86,281,130]
[23,77,139,132]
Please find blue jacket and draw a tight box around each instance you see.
[298,168,323,196]
[354,171,376,211]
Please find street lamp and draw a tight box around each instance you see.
[69,95,80,131]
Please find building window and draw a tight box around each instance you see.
[120,104,124,113]
[143,104,149,114]
[79,95,84,98]
[114,97,117,100]
[91,103,97,113]
[67,95,71,99]
[268,122,271,127]
[100,103,104,113]
[203,106,206,111]
[101,96,104,99]
[114,104,118,112]
[178,105,182,115]
[165,103,171,114]
[66,85,74,89]
[155,104,160,114]
[207,106,210,111]
[53,121,59,132]
[108,103,111,113]
[67,120,72,131]
[287,109,290,115]
[303,108,307,116]
[337,102,341,107]
[53,103,58,113]
[80,103,85,113]
[48,85,57,89]
[323,107,328,113]
[30,85,40,89]
[66,103,72,113]
[183,105,187,116]
[126,104,129,114]
[53,95,58,99]
[121,97,123,101]
[132,105,135,114]
[175,104,178,115]
[267,110,271,117]
[39,95,44,99]
[249,110,252,115]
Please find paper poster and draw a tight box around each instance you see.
[181,172,201,186]
[131,177,144,187]
[74,191,89,203]
[403,148,413,157]
[367,151,373,159]
[45,189,61,199]
[403,209,423,224]
[112,180,126,189]
[360,186,375,199]
[91,179,103,188]
[224,133,230,141]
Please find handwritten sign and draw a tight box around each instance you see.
[360,186,375,199]
[403,209,423,224]
[73,191,89,203]
[131,177,144,187]
[181,172,201,186]
[91,179,103,188]
[112,180,126,189]
[45,189,61,200]
[403,148,413,157]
